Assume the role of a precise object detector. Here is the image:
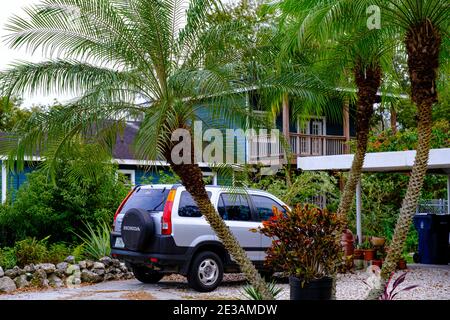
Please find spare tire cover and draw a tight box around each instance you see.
[121,208,155,251]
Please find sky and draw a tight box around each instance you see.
[0,0,240,108]
[0,0,62,108]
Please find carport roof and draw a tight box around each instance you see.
[297,148,450,174]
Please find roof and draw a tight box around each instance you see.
[297,148,450,174]
[0,121,152,164]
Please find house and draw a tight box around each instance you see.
[0,92,358,203]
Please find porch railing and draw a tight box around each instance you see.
[248,133,348,164]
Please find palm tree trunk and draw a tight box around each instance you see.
[337,61,381,220]
[390,104,397,134]
[163,138,273,299]
[366,20,441,300]
[331,61,381,299]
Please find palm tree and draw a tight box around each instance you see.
[364,0,449,299]
[273,0,397,224]
[0,0,276,299]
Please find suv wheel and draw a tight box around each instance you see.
[187,251,223,292]
[132,266,164,284]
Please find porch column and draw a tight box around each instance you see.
[356,179,362,244]
[1,162,7,204]
[343,99,350,154]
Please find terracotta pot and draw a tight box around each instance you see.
[363,249,376,261]
[353,249,364,259]
[371,259,382,268]
[397,259,407,270]
[370,237,386,247]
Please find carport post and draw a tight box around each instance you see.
[447,174,450,214]
[356,179,362,244]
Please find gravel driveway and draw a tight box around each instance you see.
[1,264,449,300]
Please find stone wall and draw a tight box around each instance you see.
[0,256,134,293]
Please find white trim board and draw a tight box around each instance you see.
[297,148,450,173]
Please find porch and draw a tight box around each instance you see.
[246,96,353,164]
[247,133,348,164]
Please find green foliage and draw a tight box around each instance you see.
[14,237,49,266]
[260,204,344,283]
[359,239,372,250]
[74,221,111,261]
[0,247,17,269]
[346,172,436,253]
[71,244,86,262]
[140,169,181,185]
[0,96,33,131]
[247,170,340,209]
[366,120,450,153]
[0,158,128,247]
[46,242,72,265]
[242,281,283,300]
[0,236,73,268]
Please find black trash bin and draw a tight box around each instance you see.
[413,214,450,265]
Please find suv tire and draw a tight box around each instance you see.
[187,251,223,292]
[132,266,164,284]
[121,208,155,251]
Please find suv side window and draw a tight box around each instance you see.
[178,191,212,217]
[218,194,251,221]
[251,195,286,221]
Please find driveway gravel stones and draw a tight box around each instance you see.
[0,264,448,300]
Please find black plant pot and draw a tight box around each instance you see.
[289,276,333,300]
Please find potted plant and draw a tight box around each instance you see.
[361,239,376,261]
[370,236,386,247]
[260,204,345,300]
[397,254,408,270]
[353,243,364,259]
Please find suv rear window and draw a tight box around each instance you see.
[178,191,212,217]
[120,187,170,213]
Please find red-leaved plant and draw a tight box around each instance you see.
[379,272,419,300]
[259,204,345,285]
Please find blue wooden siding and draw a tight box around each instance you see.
[0,161,35,201]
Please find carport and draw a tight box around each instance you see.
[297,148,450,244]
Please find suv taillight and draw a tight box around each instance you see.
[113,188,135,225]
[161,189,176,235]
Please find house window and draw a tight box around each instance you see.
[118,169,136,186]
[202,172,218,186]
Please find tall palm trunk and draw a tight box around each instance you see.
[390,104,397,134]
[366,20,441,300]
[337,61,381,220]
[164,141,274,300]
[331,61,381,299]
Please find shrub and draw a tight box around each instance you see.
[0,247,17,269]
[260,204,344,285]
[14,237,49,267]
[71,244,86,262]
[46,243,72,265]
[242,281,283,300]
[0,159,128,247]
[247,170,340,209]
[74,221,111,260]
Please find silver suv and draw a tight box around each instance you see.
[110,184,288,292]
